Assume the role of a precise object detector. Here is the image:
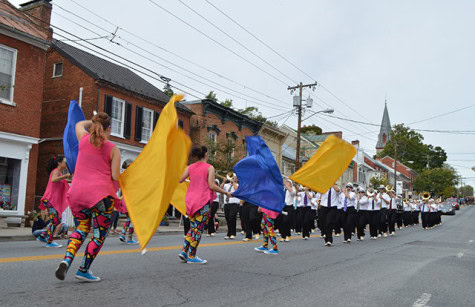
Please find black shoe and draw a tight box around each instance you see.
[55,261,69,281]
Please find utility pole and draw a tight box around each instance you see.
[394,142,398,195]
[287,82,318,170]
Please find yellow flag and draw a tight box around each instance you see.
[119,95,192,250]
[290,135,356,193]
[170,181,188,216]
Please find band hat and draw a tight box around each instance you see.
[346,182,353,188]
[358,188,366,193]
[379,185,386,189]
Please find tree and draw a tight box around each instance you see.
[206,138,242,172]
[413,167,458,197]
[457,185,474,197]
[369,174,389,189]
[301,124,322,135]
[377,124,447,172]
[205,91,218,102]
[221,99,233,108]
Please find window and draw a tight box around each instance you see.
[111,97,125,137]
[0,44,17,105]
[282,161,286,174]
[208,131,217,143]
[141,108,153,142]
[0,157,21,211]
[52,63,63,77]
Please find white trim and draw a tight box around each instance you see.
[52,62,63,78]
[0,43,17,106]
[110,141,143,154]
[141,107,154,143]
[0,131,39,144]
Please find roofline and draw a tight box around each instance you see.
[280,124,316,146]
[0,23,49,50]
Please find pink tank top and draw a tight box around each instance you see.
[185,162,215,215]
[40,168,70,217]
[67,134,119,215]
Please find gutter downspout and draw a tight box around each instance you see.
[96,84,101,112]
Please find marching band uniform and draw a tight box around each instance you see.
[396,196,404,229]
[302,189,314,239]
[310,193,320,233]
[280,182,296,242]
[379,188,390,237]
[367,194,380,239]
[335,191,345,237]
[402,199,412,227]
[223,181,240,239]
[386,193,397,236]
[341,184,357,243]
[295,189,306,235]
[357,190,370,241]
[412,201,420,225]
[319,185,340,246]
[421,200,430,229]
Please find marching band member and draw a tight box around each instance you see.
[295,186,305,235]
[429,199,437,228]
[386,189,397,236]
[319,183,341,246]
[402,198,412,227]
[421,197,430,229]
[302,187,314,240]
[280,179,296,242]
[357,187,369,241]
[310,192,320,233]
[335,187,345,237]
[412,200,420,225]
[366,189,380,240]
[341,183,357,243]
[396,194,404,230]
[221,174,240,240]
[378,185,390,237]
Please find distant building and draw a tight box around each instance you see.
[258,124,288,172]
[376,101,391,153]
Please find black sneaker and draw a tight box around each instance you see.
[55,261,69,281]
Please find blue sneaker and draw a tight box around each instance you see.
[254,246,268,253]
[178,251,188,263]
[264,249,279,255]
[36,236,47,243]
[187,256,207,264]
[126,239,139,245]
[75,270,101,282]
[46,241,62,248]
[119,235,126,243]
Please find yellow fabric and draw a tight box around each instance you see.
[290,135,356,193]
[119,94,192,250]
[170,181,188,216]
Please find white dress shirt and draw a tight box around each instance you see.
[342,191,357,208]
[359,196,370,211]
[320,187,339,208]
[284,188,296,206]
[223,183,240,204]
[337,192,345,209]
[380,193,390,209]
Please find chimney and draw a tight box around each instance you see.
[352,140,360,148]
[19,0,52,38]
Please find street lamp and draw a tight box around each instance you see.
[302,108,334,122]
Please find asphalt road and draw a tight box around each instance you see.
[0,206,474,307]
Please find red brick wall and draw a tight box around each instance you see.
[0,36,47,214]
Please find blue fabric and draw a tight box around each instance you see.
[63,100,85,173]
[233,136,285,213]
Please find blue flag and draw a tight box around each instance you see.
[233,136,285,213]
[63,100,85,173]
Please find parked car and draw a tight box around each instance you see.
[440,202,455,215]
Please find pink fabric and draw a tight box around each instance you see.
[67,134,119,215]
[118,198,128,214]
[39,168,70,218]
[185,162,215,216]
[261,208,279,219]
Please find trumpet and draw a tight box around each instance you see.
[421,192,431,200]
[226,172,235,181]
[367,188,376,197]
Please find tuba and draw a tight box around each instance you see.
[226,172,235,181]
[367,188,376,197]
[421,192,431,200]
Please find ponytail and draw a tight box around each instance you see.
[89,112,111,148]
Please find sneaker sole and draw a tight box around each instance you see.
[75,275,101,282]
[187,260,207,264]
[254,248,267,253]
[178,254,187,263]
[264,252,279,255]
[46,245,63,248]
[55,262,68,281]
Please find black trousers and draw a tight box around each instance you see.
[245,204,261,239]
[413,211,420,224]
[241,202,251,236]
[387,210,397,233]
[183,216,190,236]
[396,212,403,228]
[302,207,313,238]
[357,210,369,238]
[334,209,343,234]
[402,211,411,227]
[295,207,303,233]
[207,201,219,234]
[319,206,337,243]
[421,212,429,228]
[280,206,294,239]
[310,209,317,230]
[224,203,239,236]
[368,211,380,238]
[379,208,388,234]
[342,207,356,241]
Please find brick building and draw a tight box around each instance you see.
[181,99,262,172]
[36,38,194,205]
[0,0,51,217]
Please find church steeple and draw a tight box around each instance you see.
[376,100,391,153]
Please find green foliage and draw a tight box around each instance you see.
[163,84,174,97]
[457,185,474,197]
[205,139,241,173]
[221,99,233,108]
[205,91,218,102]
[301,124,322,135]
[377,124,447,172]
[370,175,389,188]
[413,167,458,196]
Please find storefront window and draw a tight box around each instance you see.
[0,157,21,211]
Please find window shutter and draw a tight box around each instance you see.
[178,119,184,129]
[124,102,132,139]
[104,95,113,116]
[153,111,160,129]
[135,106,143,141]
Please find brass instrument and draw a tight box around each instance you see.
[386,184,394,193]
[367,188,376,197]
[421,192,431,201]
[226,172,235,181]
[436,197,442,203]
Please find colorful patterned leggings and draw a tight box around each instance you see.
[121,214,134,240]
[261,213,278,251]
[182,203,210,258]
[64,197,114,273]
[42,200,61,244]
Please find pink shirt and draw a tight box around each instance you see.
[261,208,279,219]
[40,168,70,218]
[67,134,119,215]
[185,162,215,216]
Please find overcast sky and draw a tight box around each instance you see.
[12,0,475,185]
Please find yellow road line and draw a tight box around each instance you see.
[0,234,321,264]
